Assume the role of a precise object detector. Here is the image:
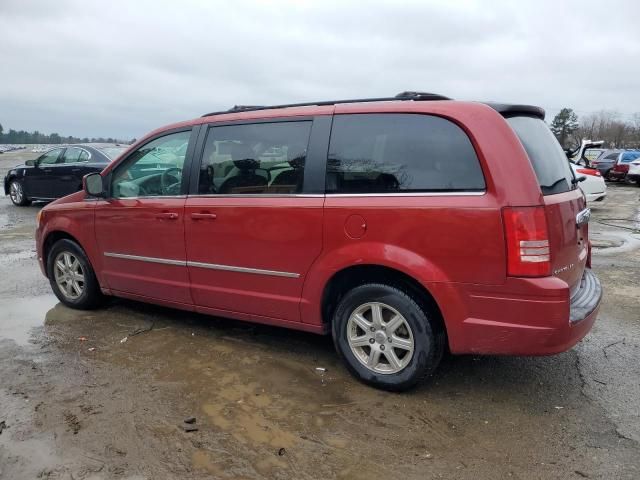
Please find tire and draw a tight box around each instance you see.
[47,239,104,309]
[331,283,444,391]
[8,179,31,206]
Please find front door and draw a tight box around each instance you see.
[94,129,196,305]
[25,148,63,198]
[185,119,325,322]
[54,146,86,197]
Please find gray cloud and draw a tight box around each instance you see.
[1,0,638,139]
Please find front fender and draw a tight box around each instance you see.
[37,198,104,287]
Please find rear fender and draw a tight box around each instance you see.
[300,242,449,326]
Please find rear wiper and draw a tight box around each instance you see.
[540,178,568,194]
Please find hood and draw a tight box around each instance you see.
[45,190,87,209]
[6,164,27,173]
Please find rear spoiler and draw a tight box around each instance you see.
[483,102,545,120]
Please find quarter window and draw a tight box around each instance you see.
[78,150,90,162]
[112,130,191,198]
[326,114,485,193]
[198,121,312,195]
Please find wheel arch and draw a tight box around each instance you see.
[6,174,22,194]
[42,231,85,277]
[320,264,446,337]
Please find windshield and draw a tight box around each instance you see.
[507,116,575,195]
[620,152,640,163]
[98,146,127,160]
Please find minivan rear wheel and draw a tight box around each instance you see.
[332,283,444,391]
[47,239,104,309]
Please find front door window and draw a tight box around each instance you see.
[112,130,191,198]
[38,149,63,165]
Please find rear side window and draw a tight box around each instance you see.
[326,114,485,193]
[198,121,312,195]
[62,147,82,163]
[507,116,574,195]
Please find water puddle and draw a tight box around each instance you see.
[0,294,58,345]
[590,231,640,255]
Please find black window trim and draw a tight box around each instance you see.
[187,116,330,196]
[324,112,487,196]
[104,125,199,199]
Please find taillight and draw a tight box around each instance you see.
[613,163,629,173]
[576,168,601,177]
[503,206,551,277]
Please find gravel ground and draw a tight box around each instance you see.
[0,150,638,479]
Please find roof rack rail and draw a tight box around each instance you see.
[201,91,451,117]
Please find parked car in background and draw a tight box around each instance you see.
[627,159,640,186]
[4,144,127,206]
[35,92,601,391]
[593,149,640,180]
[569,140,604,167]
[569,161,606,203]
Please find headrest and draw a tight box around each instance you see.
[230,143,258,170]
[288,146,306,169]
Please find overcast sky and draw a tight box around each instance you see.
[1,0,638,140]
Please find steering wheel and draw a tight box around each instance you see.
[160,167,182,195]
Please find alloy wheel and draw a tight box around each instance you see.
[9,181,23,205]
[53,251,85,300]
[346,302,415,374]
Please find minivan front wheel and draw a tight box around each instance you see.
[332,283,443,391]
[47,239,103,309]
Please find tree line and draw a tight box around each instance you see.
[0,123,132,145]
[550,108,640,149]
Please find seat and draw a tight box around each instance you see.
[271,147,306,193]
[219,144,268,194]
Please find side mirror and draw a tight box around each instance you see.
[84,173,106,197]
[25,159,36,167]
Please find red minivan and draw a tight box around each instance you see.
[35,92,602,390]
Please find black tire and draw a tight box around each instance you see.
[8,179,31,206]
[331,283,444,391]
[47,239,104,310]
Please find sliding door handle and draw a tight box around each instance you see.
[191,213,217,221]
[156,212,179,220]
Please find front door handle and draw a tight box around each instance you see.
[191,212,217,221]
[156,212,179,220]
[71,168,81,172]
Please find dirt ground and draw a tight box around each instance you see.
[0,150,639,479]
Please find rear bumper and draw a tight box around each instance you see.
[584,191,606,203]
[441,269,602,356]
[607,171,627,180]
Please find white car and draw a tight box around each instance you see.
[570,161,607,203]
[627,159,640,186]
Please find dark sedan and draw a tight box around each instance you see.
[4,145,127,206]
